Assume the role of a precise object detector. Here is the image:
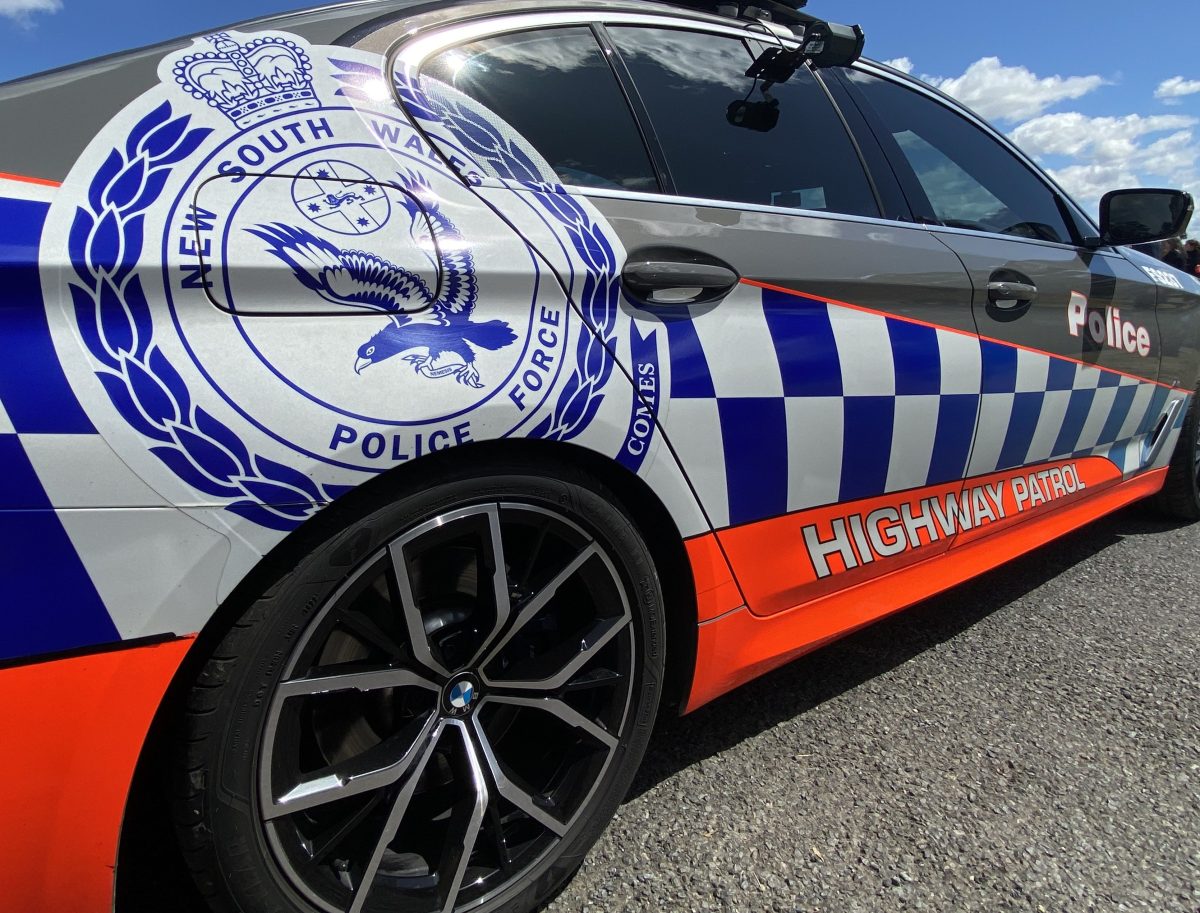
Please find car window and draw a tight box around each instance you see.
[606,26,879,218]
[842,69,1073,244]
[420,27,658,192]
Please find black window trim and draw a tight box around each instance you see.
[805,62,887,219]
[413,22,663,196]
[387,8,899,225]
[811,65,912,223]
[381,8,1112,245]
[591,22,676,197]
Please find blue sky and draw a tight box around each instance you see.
[2,0,1197,216]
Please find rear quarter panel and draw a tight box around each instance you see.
[0,25,718,912]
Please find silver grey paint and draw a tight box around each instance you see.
[4,0,1197,387]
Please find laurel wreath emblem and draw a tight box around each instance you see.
[68,54,622,532]
[67,100,342,531]
[337,61,620,442]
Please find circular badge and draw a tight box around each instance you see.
[44,29,622,531]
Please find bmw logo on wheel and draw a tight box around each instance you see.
[446,678,476,715]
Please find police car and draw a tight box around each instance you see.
[1,1,1196,911]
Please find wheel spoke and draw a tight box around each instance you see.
[347,721,446,913]
[469,716,569,837]
[562,667,625,692]
[261,501,641,913]
[487,615,631,692]
[466,505,513,667]
[482,773,514,874]
[435,722,489,913]
[264,712,438,820]
[274,665,439,701]
[389,538,453,679]
[478,542,600,673]
[483,695,618,751]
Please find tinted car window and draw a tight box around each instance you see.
[421,27,658,192]
[608,27,878,217]
[844,69,1073,243]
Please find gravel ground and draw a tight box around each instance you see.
[547,503,1199,913]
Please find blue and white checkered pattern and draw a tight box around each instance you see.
[0,187,125,660]
[970,338,1176,478]
[656,285,1186,530]
[1,184,245,664]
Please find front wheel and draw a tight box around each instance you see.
[1155,392,1200,520]
[174,464,664,913]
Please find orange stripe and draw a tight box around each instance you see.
[685,534,745,623]
[685,467,1167,713]
[0,171,61,188]
[743,278,1182,392]
[0,637,193,911]
[717,456,1122,618]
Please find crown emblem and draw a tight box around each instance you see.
[173,32,318,128]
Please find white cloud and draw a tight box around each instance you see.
[0,0,61,26]
[1156,76,1200,105]
[1010,112,1200,217]
[1011,112,1196,159]
[907,56,1197,219]
[925,57,1105,123]
[1044,163,1141,209]
[882,57,914,74]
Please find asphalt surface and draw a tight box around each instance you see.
[123,502,1199,913]
[547,502,1199,913]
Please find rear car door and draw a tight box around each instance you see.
[591,24,983,618]
[837,66,1189,543]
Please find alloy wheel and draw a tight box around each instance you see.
[258,502,636,913]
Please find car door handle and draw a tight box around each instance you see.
[622,256,740,306]
[987,280,1038,307]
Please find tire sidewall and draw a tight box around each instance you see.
[1182,397,1200,507]
[1156,390,1200,520]
[191,466,665,913]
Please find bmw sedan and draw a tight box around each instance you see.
[1,2,1197,912]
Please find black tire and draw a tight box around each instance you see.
[173,459,664,913]
[1154,393,1200,520]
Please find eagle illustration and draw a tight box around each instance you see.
[247,172,515,388]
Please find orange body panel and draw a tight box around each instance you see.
[684,466,1166,713]
[684,534,745,622]
[0,637,193,912]
[721,457,1122,618]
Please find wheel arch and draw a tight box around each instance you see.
[114,438,700,908]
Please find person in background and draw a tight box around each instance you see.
[1162,237,1187,271]
[1186,239,1200,276]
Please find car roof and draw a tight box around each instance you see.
[1,0,748,88]
[0,0,887,181]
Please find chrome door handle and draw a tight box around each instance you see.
[621,250,740,307]
[624,260,739,290]
[987,281,1038,307]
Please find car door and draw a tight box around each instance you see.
[591,24,984,618]
[837,65,1190,545]
[390,12,987,621]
